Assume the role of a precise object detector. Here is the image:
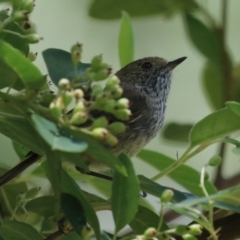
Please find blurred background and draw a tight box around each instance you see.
[0,0,240,232]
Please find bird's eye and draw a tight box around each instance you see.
[141,62,152,70]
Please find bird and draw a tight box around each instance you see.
[0,56,186,186]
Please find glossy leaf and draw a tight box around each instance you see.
[42,48,90,85]
[190,107,240,147]
[0,221,42,240]
[139,175,191,202]
[202,61,225,110]
[184,13,220,63]
[162,122,193,143]
[137,150,217,195]
[61,193,86,235]
[112,154,140,233]
[31,114,88,153]
[118,11,134,67]
[89,0,197,19]
[129,205,168,234]
[0,40,44,89]
[226,101,240,117]
[26,196,55,218]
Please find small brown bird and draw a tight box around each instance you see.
[0,56,186,185]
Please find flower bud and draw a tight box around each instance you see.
[49,101,62,119]
[73,100,86,113]
[58,78,70,90]
[12,10,28,21]
[25,34,41,43]
[143,228,157,239]
[102,99,115,113]
[106,75,120,89]
[91,55,102,71]
[110,85,123,99]
[25,187,40,199]
[93,69,109,81]
[74,89,84,100]
[71,43,82,64]
[91,128,108,141]
[116,98,130,108]
[62,91,73,107]
[161,189,174,203]
[188,224,202,236]
[105,133,118,146]
[92,117,108,128]
[175,225,189,236]
[182,234,197,240]
[108,122,126,134]
[113,109,131,121]
[27,52,37,62]
[208,155,222,167]
[91,85,103,97]
[21,0,35,12]
[70,112,88,125]
[81,225,93,240]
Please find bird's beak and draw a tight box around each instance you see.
[167,57,187,69]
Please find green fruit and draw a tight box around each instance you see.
[108,122,126,134]
[92,117,108,128]
[161,189,174,203]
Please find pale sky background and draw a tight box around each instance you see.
[0,0,240,233]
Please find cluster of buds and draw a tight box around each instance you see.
[174,224,202,240]
[5,0,41,44]
[49,73,131,146]
[85,55,112,81]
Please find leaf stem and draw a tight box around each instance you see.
[157,203,164,232]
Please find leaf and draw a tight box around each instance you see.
[89,0,197,19]
[162,122,193,143]
[61,193,87,235]
[112,154,140,233]
[137,150,217,195]
[12,141,30,160]
[129,206,168,234]
[0,12,29,54]
[55,165,101,240]
[118,11,134,68]
[189,107,240,147]
[0,221,42,240]
[184,13,220,63]
[226,101,240,118]
[0,40,44,90]
[61,231,82,240]
[138,175,190,202]
[42,48,90,86]
[26,196,55,218]
[202,61,225,110]
[31,114,88,153]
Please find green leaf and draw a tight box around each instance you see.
[118,11,134,67]
[0,40,44,90]
[42,48,90,86]
[162,122,193,143]
[226,101,240,117]
[190,107,240,147]
[129,206,168,234]
[202,61,225,110]
[112,154,140,233]
[184,13,220,63]
[61,232,82,240]
[26,196,55,218]
[138,150,217,196]
[0,12,29,54]
[168,186,240,213]
[61,193,87,235]
[57,165,101,240]
[31,114,88,153]
[138,175,189,202]
[0,221,42,240]
[89,0,197,19]
[12,141,30,160]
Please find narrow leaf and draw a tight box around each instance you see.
[0,40,44,89]
[61,193,87,235]
[190,107,240,147]
[138,150,217,195]
[112,154,140,233]
[118,11,134,67]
